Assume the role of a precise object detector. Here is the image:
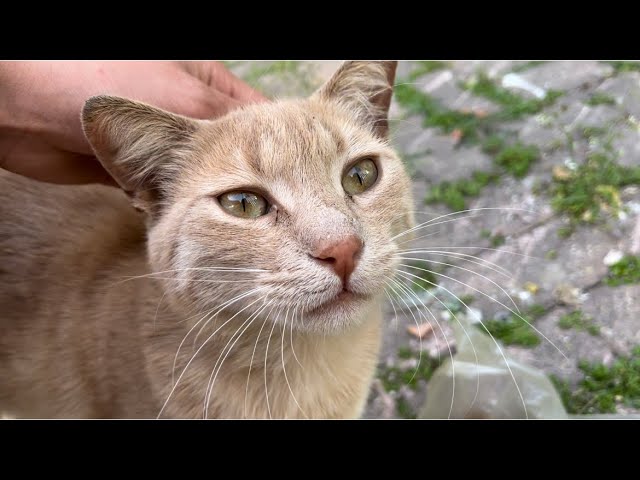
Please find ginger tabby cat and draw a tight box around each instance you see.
[0,61,414,419]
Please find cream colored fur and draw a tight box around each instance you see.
[0,61,414,418]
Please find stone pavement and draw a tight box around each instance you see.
[227,61,640,418]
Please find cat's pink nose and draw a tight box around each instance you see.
[311,235,363,288]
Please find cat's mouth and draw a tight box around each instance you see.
[306,287,368,314]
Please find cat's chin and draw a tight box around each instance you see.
[300,290,374,334]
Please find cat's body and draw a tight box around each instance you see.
[0,61,413,418]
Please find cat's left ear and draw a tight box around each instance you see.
[312,60,397,139]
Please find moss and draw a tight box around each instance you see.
[477,308,542,347]
[580,125,608,139]
[545,249,558,260]
[586,93,616,106]
[481,134,506,155]
[425,171,500,211]
[551,346,640,414]
[605,255,640,286]
[494,143,540,178]
[603,61,640,73]
[378,347,442,394]
[527,304,547,319]
[550,152,640,225]
[558,310,600,336]
[407,61,451,81]
[557,226,574,238]
[463,72,562,121]
[490,234,506,247]
[459,294,475,305]
[398,347,414,359]
[397,397,417,419]
[394,84,485,142]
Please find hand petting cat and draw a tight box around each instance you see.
[0,61,266,186]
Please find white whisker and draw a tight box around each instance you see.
[290,305,304,370]
[172,286,267,386]
[204,298,272,418]
[389,275,456,419]
[398,249,513,278]
[398,263,567,359]
[244,304,278,419]
[158,290,268,419]
[264,310,280,420]
[396,256,520,314]
[396,268,531,419]
[394,269,481,419]
[392,207,539,241]
[281,304,308,419]
[400,245,541,260]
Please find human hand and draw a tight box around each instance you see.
[0,61,266,185]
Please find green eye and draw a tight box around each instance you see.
[342,158,378,195]
[219,191,268,218]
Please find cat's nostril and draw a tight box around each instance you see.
[310,235,363,287]
[313,255,336,265]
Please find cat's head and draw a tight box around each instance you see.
[82,61,414,333]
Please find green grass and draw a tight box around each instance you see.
[603,61,640,73]
[580,125,608,139]
[550,152,640,224]
[378,347,443,418]
[476,306,546,347]
[494,143,540,178]
[394,84,485,142]
[586,93,616,106]
[551,346,640,414]
[605,255,640,286]
[396,66,556,211]
[462,72,563,121]
[558,310,600,336]
[379,357,441,392]
[481,134,507,154]
[490,234,506,247]
[397,397,417,419]
[237,61,319,96]
[557,226,574,238]
[425,171,500,211]
[407,61,451,81]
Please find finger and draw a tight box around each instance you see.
[183,85,246,120]
[1,151,117,187]
[205,61,269,103]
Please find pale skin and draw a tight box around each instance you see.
[0,61,266,185]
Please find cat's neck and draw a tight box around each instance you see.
[143,294,383,419]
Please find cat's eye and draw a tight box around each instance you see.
[219,191,269,218]
[342,158,378,196]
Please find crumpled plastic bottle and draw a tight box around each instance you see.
[418,318,569,419]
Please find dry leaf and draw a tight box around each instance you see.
[451,128,463,143]
[407,322,434,339]
[552,165,572,181]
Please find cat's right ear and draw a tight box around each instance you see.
[81,95,199,207]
